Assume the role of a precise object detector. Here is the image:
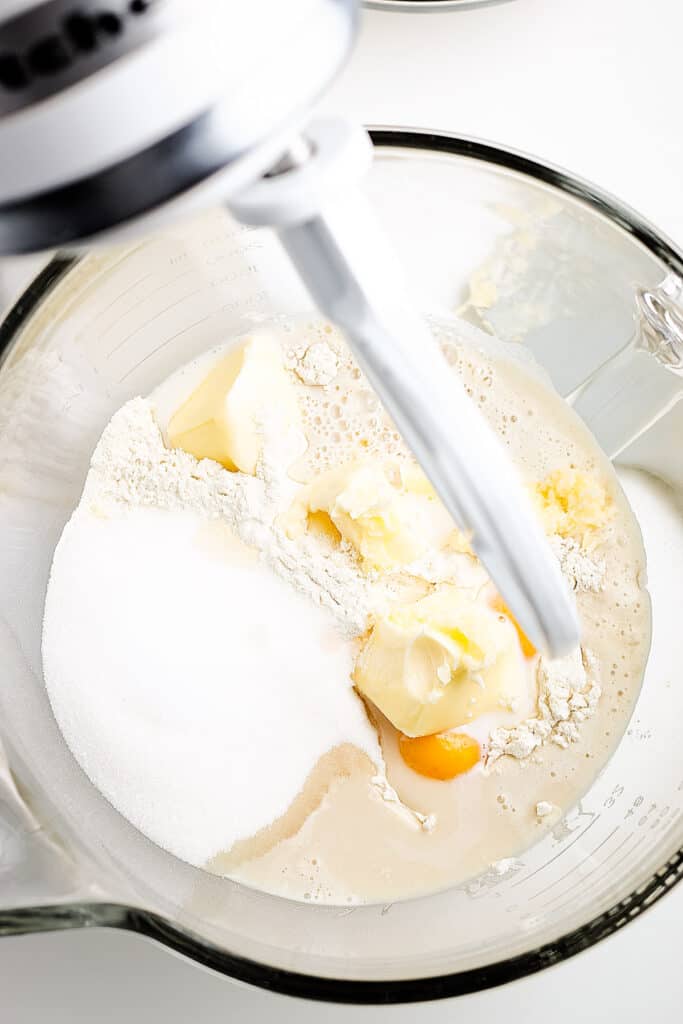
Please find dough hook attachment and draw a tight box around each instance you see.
[231,118,579,656]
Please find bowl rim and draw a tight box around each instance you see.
[1,126,682,1004]
[364,0,515,12]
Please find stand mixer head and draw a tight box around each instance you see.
[0,0,357,250]
[0,0,579,652]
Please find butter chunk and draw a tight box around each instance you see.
[167,334,299,474]
[354,585,529,737]
[286,460,454,571]
[532,468,613,543]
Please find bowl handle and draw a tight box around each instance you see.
[567,274,683,458]
[0,740,94,937]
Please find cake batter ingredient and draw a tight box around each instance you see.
[533,467,614,543]
[486,647,600,764]
[354,585,530,736]
[167,333,299,474]
[286,339,339,386]
[42,506,382,865]
[398,731,481,780]
[86,399,373,638]
[286,460,453,571]
[491,593,537,657]
[550,536,605,592]
[43,395,388,865]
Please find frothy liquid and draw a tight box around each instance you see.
[152,317,651,905]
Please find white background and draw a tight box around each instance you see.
[2,0,683,1019]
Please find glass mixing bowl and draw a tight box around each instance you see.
[0,128,682,1004]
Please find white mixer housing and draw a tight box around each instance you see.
[0,0,357,251]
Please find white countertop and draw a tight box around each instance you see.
[3,0,682,1019]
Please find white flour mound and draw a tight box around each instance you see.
[286,340,339,386]
[42,399,383,866]
[84,399,374,637]
[486,647,601,765]
[551,536,605,592]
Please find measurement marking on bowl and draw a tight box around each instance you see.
[547,833,644,916]
[510,814,601,889]
[105,282,206,360]
[548,838,641,917]
[96,270,194,346]
[530,826,621,903]
[94,269,157,321]
[99,267,198,349]
[117,297,251,383]
[117,310,221,382]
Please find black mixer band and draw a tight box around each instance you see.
[0,0,163,117]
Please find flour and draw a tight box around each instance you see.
[486,646,601,765]
[370,774,437,831]
[285,340,339,386]
[551,536,605,592]
[483,533,604,765]
[403,547,488,590]
[85,398,373,637]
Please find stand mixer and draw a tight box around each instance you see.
[2,0,683,1004]
[0,0,578,653]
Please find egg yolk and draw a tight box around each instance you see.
[491,594,537,658]
[398,731,481,780]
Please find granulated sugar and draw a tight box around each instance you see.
[42,401,383,866]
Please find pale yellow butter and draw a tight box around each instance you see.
[167,334,299,475]
[354,585,529,737]
[286,460,455,571]
[532,468,613,543]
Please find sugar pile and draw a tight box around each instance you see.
[42,401,383,866]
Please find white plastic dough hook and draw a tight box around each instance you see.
[230,119,580,657]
